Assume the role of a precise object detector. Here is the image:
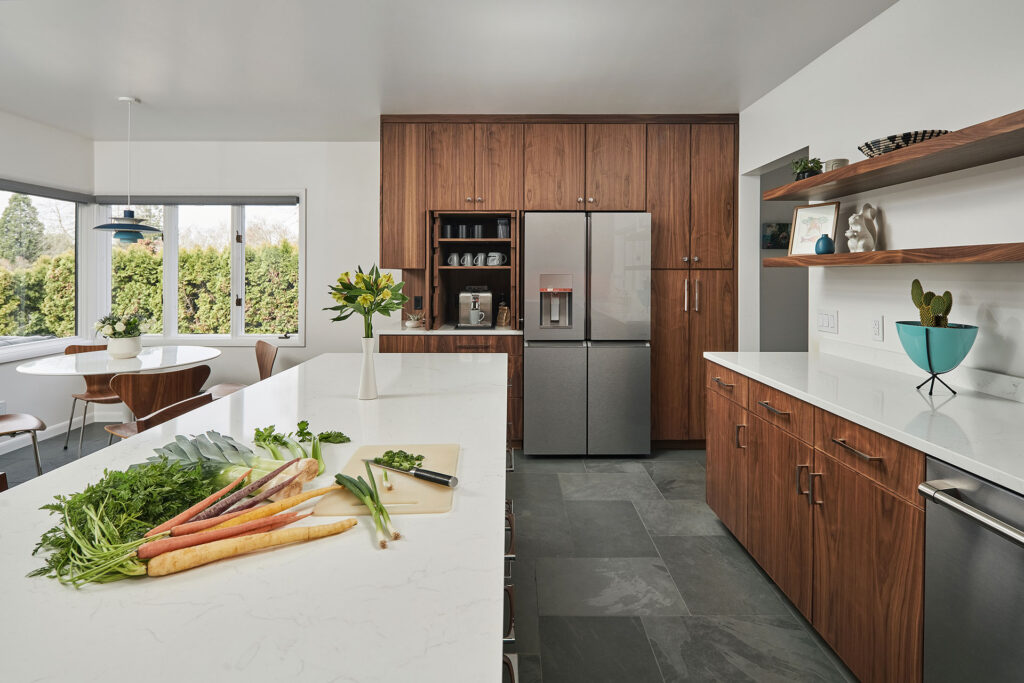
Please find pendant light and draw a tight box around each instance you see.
[93,96,161,244]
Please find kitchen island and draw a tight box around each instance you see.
[0,353,508,683]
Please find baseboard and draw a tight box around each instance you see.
[652,440,706,451]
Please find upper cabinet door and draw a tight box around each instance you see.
[690,124,736,269]
[380,122,426,270]
[523,123,585,211]
[646,124,691,268]
[426,123,475,210]
[585,123,646,211]
[474,123,523,210]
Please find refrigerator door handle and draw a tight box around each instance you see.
[684,278,689,312]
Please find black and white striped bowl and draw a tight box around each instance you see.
[858,130,950,158]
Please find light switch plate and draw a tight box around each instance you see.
[0,400,6,415]
[872,315,884,342]
[817,308,839,334]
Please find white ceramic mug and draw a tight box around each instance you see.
[486,252,508,266]
[446,253,459,266]
[470,309,485,324]
[473,252,486,266]
[460,252,472,266]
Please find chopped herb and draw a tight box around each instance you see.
[374,449,425,472]
[317,430,351,444]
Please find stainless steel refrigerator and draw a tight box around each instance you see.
[523,212,651,456]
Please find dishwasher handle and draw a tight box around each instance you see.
[919,480,1024,549]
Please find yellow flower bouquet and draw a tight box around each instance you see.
[326,265,408,338]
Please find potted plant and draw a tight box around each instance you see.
[895,279,978,395]
[326,265,408,400]
[792,157,824,180]
[95,312,150,359]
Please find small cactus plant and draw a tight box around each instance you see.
[911,278,953,328]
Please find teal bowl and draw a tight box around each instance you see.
[895,321,978,374]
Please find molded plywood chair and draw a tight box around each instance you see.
[62,344,121,458]
[108,364,212,427]
[105,393,213,441]
[207,340,278,399]
[1,413,46,477]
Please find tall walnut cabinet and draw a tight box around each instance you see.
[379,115,738,447]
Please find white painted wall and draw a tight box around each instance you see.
[759,163,807,352]
[738,0,1024,400]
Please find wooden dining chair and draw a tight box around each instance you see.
[207,340,278,399]
[62,344,121,458]
[109,365,212,422]
[105,393,213,441]
[1,413,46,477]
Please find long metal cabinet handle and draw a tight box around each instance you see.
[809,472,824,505]
[757,400,791,417]
[831,438,882,462]
[795,464,810,500]
[712,376,735,389]
[735,423,746,449]
[919,481,1024,549]
[684,278,689,312]
[695,279,700,312]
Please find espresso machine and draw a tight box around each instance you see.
[457,286,493,329]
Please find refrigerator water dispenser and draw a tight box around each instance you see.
[539,274,573,329]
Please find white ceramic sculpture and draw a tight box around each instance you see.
[846,203,878,252]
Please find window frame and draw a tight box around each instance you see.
[100,193,306,348]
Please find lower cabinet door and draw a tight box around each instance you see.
[812,451,924,683]
[747,416,813,618]
[705,391,748,545]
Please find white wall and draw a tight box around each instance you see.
[738,0,1024,400]
[759,163,807,352]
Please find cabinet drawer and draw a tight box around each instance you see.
[748,380,813,444]
[428,335,523,355]
[815,409,925,505]
[508,355,523,398]
[705,361,748,408]
[507,397,523,441]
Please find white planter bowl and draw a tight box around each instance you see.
[107,336,142,359]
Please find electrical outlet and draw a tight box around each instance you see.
[872,315,885,342]
[817,309,839,334]
[413,296,423,310]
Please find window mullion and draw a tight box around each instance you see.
[231,206,244,338]
[163,205,179,338]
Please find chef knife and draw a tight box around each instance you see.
[364,459,459,488]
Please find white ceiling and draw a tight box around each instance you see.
[0,0,896,141]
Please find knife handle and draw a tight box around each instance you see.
[413,468,458,488]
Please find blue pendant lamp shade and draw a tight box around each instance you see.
[93,97,161,244]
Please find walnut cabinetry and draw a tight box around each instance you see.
[425,123,522,211]
[705,363,924,683]
[380,122,427,269]
[523,123,585,210]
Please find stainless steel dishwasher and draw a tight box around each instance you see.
[918,457,1024,682]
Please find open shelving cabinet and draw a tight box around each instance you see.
[428,211,520,330]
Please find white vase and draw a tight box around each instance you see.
[358,337,378,400]
[107,336,142,359]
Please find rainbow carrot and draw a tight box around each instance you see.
[144,469,251,538]
[139,512,302,559]
[170,509,249,536]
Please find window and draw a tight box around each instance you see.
[0,190,77,346]
[104,199,301,342]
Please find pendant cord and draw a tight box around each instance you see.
[126,99,132,209]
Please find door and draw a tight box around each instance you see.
[686,269,737,440]
[705,391,748,545]
[747,416,813,618]
[588,342,650,455]
[812,451,924,683]
[690,124,736,269]
[585,124,646,211]
[523,213,587,341]
[523,123,585,211]
[426,123,475,210]
[651,270,689,440]
[588,213,651,341]
[474,123,523,210]
[646,124,691,268]
[523,342,587,455]
[380,122,426,269]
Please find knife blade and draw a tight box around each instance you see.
[364,459,459,488]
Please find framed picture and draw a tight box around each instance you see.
[789,202,840,255]
[761,223,791,250]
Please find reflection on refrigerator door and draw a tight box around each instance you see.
[589,213,652,341]
[523,342,587,455]
[588,342,651,455]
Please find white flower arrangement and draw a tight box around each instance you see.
[95,312,149,339]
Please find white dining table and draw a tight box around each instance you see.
[15,344,222,376]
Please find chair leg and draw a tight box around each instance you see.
[77,401,89,458]
[107,431,114,445]
[63,397,78,450]
[30,431,43,476]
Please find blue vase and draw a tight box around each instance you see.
[895,321,978,395]
[814,234,835,254]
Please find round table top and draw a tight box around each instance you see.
[15,345,222,376]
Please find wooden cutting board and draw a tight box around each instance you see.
[313,444,460,516]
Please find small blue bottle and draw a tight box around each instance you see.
[815,234,835,254]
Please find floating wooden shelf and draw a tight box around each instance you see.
[437,265,512,270]
[437,238,511,243]
[762,242,1024,267]
[763,108,1024,201]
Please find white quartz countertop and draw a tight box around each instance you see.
[0,353,507,683]
[705,352,1024,495]
[382,324,522,336]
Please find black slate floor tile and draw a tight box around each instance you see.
[514,653,542,683]
[540,616,664,683]
[647,461,706,500]
[512,452,588,474]
[654,535,788,616]
[583,458,650,474]
[536,557,688,617]
[643,614,847,682]
[558,472,663,501]
[508,559,540,655]
[565,500,658,557]
[634,499,727,537]
[508,474,574,558]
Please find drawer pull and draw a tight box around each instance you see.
[712,376,735,389]
[831,438,883,462]
[795,464,810,501]
[757,400,791,417]
[456,345,490,351]
[810,472,824,505]
[735,423,747,449]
